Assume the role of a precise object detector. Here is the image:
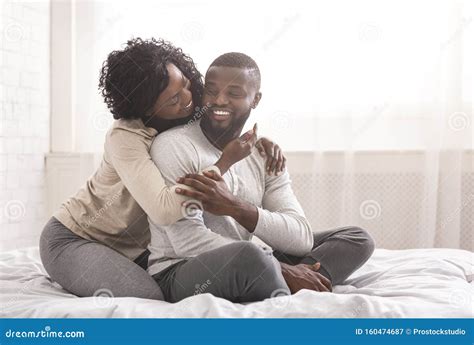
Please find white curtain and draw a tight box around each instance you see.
[71,0,473,250]
[299,0,473,250]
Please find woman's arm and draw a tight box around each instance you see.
[107,129,194,226]
[214,125,258,174]
[105,126,265,226]
[215,130,287,176]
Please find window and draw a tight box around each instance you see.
[67,0,472,152]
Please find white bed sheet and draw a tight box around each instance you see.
[0,247,472,318]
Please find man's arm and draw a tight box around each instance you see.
[243,169,314,256]
[149,133,238,258]
[162,211,236,258]
[178,166,314,257]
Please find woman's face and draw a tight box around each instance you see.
[149,64,194,120]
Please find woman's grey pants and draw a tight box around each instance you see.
[154,226,375,303]
[39,217,164,300]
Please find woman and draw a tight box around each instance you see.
[39,38,286,300]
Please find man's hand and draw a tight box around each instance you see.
[176,171,237,216]
[280,262,332,294]
[176,171,259,232]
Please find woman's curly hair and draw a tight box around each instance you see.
[98,37,204,120]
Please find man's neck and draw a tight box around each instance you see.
[200,118,243,151]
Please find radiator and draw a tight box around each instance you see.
[46,151,473,251]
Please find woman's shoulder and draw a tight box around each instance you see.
[107,118,157,143]
[110,118,157,138]
[103,119,159,159]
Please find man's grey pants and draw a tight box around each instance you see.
[153,226,375,303]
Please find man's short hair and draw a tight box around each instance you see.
[209,52,261,90]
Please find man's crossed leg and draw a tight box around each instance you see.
[153,226,374,303]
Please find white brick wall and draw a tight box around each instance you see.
[0,0,50,251]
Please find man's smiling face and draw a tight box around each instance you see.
[202,66,261,136]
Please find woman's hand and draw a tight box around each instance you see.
[175,171,238,216]
[280,262,332,294]
[255,137,287,176]
[214,124,258,175]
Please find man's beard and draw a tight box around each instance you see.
[200,108,251,149]
[206,109,251,138]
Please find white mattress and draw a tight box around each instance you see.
[0,247,472,318]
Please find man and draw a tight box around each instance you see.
[147,52,375,303]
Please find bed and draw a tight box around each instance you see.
[0,247,472,318]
